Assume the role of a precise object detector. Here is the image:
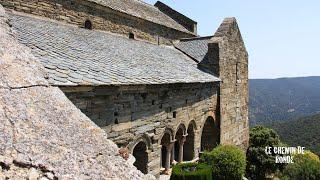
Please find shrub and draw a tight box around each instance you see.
[246,126,286,179]
[200,145,246,180]
[302,151,320,162]
[281,151,320,180]
[170,163,212,180]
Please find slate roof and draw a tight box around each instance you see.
[174,36,213,63]
[9,13,219,86]
[87,0,194,35]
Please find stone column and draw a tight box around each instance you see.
[194,129,201,159]
[171,143,174,164]
[164,142,174,174]
[178,135,187,162]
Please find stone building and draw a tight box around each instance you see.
[0,4,153,179]
[0,0,249,177]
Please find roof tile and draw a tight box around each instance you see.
[10,14,219,86]
[174,36,213,63]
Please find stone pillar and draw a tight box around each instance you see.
[171,143,174,164]
[194,129,201,159]
[164,142,174,174]
[178,136,187,162]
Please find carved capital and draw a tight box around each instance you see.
[180,136,187,145]
[166,142,174,150]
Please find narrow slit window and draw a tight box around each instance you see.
[236,62,241,84]
[173,111,177,118]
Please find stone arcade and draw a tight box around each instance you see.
[0,0,249,177]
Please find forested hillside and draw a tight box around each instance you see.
[249,76,320,125]
[267,114,320,156]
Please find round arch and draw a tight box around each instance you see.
[200,116,220,152]
[159,128,175,145]
[187,120,197,130]
[174,123,187,138]
[128,134,152,153]
[128,135,152,174]
[174,125,185,162]
[160,128,174,171]
[132,141,148,174]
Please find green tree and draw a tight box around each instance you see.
[246,126,286,179]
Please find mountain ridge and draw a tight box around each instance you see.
[249,76,320,125]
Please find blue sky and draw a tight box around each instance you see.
[144,0,320,79]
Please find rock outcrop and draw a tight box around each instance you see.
[0,5,153,179]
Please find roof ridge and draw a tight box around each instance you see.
[133,0,158,9]
[154,1,197,23]
[179,36,213,41]
[87,0,194,34]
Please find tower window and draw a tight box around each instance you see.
[129,32,135,39]
[236,62,241,84]
[84,20,92,30]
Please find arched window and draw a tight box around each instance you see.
[84,20,92,30]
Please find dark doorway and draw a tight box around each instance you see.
[133,142,148,174]
[201,117,220,151]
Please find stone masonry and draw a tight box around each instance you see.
[212,18,249,149]
[0,0,249,178]
[62,83,219,175]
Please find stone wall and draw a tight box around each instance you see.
[61,82,219,176]
[0,0,195,45]
[209,18,249,150]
